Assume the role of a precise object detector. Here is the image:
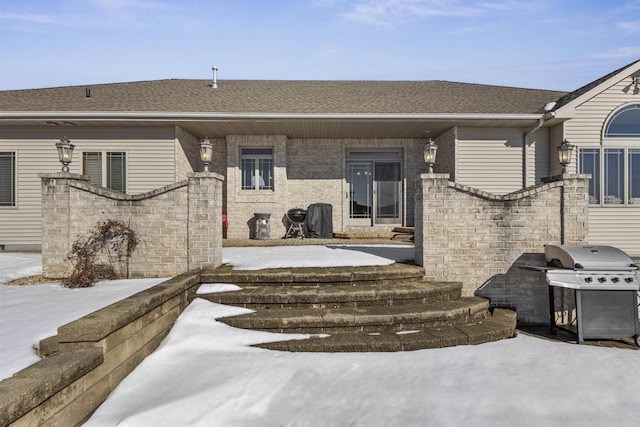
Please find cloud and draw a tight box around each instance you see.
[323,0,544,26]
[593,46,640,59]
[618,19,640,33]
[0,0,170,32]
[0,12,60,26]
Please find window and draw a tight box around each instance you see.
[83,151,126,192]
[604,104,640,137]
[629,150,640,204]
[604,149,623,204]
[240,148,273,190]
[0,152,15,207]
[579,149,600,204]
[580,148,640,205]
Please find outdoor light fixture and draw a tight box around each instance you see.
[557,139,575,174]
[199,137,214,172]
[55,136,75,172]
[424,139,438,173]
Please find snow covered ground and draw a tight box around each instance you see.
[2,247,639,426]
[0,253,165,380]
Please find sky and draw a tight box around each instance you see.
[0,0,639,92]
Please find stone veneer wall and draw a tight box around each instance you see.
[39,172,223,279]
[224,136,428,239]
[415,173,590,323]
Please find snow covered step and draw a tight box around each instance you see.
[200,263,426,287]
[199,281,462,309]
[256,309,517,352]
[218,297,490,334]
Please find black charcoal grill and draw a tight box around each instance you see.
[285,208,307,239]
[544,245,640,346]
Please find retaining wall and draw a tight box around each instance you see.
[0,272,201,426]
[415,173,590,323]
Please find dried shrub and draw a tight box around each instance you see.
[65,220,138,288]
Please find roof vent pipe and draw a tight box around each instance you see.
[212,66,218,89]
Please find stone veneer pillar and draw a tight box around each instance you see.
[187,172,223,270]
[558,173,590,245]
[39,172,91,279]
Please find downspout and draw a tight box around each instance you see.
[522,117,545,188]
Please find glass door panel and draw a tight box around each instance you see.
[348,163,373,226]
[375,162,402,224]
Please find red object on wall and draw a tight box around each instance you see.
[222,214,229,238]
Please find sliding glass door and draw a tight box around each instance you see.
[347,154,402,226]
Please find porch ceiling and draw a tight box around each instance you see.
[0,116,543,139]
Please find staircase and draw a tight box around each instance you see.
[198,263,516,352]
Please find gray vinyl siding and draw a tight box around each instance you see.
[0,127,179,246]
[588,207,640,256]
[548,124,565,176]
[567,75,640,254]
[0,142,60,245]
[455,127,525,195]
[526,127,549,186]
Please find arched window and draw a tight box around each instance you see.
[604,104,640,137]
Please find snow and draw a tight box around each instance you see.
[221,244,415,269]
[2,248,639,426]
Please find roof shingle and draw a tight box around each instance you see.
[0,79,566,115]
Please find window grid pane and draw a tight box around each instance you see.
[0,152,15,207]
[241,159,255,189]
[604,149,624,204]
[629,149,640,204]
[258,158,274,190]
[107,152,126,193]
[579,149,600,204]
[83,152,102,186]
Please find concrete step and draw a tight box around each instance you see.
[256,309,517,352]
[199,280,462,309]
[218,297,490,334]
[200,263,426,287]
[199,261,516,352]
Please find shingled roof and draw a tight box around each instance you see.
[0,79,566,116]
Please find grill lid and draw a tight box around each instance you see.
[544,245,637,271]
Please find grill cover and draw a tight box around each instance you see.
[544,245,637,271]
[306,203,333,238]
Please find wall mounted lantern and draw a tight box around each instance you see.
[424,139,438,173]
[55,136,75,172]
[557,139,575,173]
[199,137,214,172]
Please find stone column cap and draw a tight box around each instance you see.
[187,171,225,181]
[38,172,90,181]
[416,173,451,180]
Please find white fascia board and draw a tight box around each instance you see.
[553,61,640,119]
[0,111,544,122]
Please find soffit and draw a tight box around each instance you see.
[0,117,543,139]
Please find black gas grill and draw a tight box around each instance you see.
[544,245,640,346]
